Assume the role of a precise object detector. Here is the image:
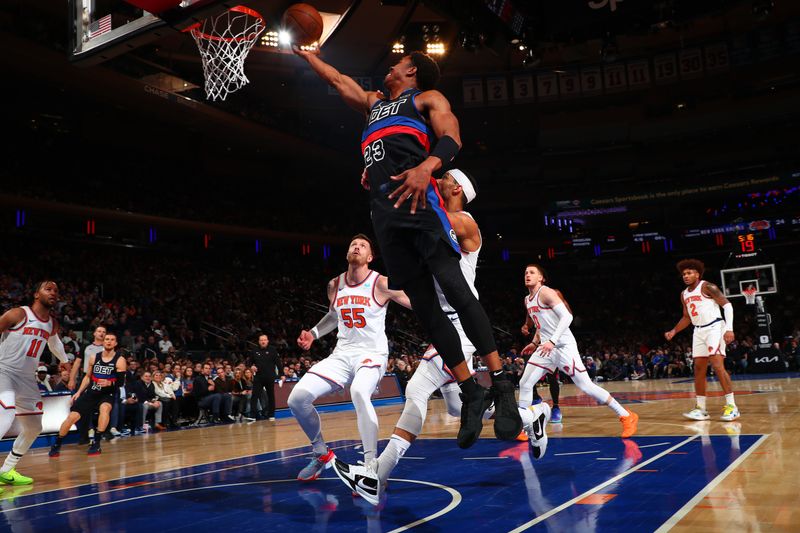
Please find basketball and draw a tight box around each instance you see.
[282,3,324,46]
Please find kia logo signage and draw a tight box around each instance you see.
[754,356,778,364]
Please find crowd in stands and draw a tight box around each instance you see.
[2,238,799,437]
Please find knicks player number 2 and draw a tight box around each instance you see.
[341,308,366,328]
[689,303,698,317]
[26,339,44,358]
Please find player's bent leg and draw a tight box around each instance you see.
[518,363,548,409]
[709,355,739,421]
[334,362,443,505]
[50,411,81,458]
[289,373,338,481]
[0,413,41,485]
[0,391,17,439]
[570,370,638,438]
[89,403,113,456]
[440,382,462,418]
[350,366,383,463]
[426,245,521,440]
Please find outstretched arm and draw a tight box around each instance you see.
[293,47,380,114]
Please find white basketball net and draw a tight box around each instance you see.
[188,6,264,101]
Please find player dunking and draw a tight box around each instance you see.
[49,332,126,457]
[665,259,739,421]
[332,169,552,505]
[291,234,411,481]
[0,281,69,485]
[519,265,638,437]
[292,48,521,447]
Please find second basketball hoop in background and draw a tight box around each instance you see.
[282,3,324,46]
[185,5,265,101]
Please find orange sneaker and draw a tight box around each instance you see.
[515,429,528,442]
[620,410,639,438]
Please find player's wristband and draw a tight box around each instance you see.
[430,135,460,165]
[310,327,320,340]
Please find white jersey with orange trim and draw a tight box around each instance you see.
[331,270,389,356]
[0,306,54,375]
[525,286,576,347]
[682,281,723,327]
[435,211,480,313]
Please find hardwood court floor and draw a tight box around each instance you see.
[11,373,800,531]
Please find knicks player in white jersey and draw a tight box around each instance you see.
[0,281,69,486]
[292,234,411,481]
[665,258,739,421]
[519,265,639,438]
[332,170,552,505]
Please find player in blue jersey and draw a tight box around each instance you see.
[293,47,521,447]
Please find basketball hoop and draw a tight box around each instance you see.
[742,287,758,305]
[185,5,265,101]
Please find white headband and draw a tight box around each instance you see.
[448,169,476,204]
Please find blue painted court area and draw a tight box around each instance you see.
[0,434,763,532]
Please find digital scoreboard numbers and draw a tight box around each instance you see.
[737,233,756,255]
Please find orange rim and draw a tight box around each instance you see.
[183,5,264,43]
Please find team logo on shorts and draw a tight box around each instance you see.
[36,401,43,411]
[708,347,714,352]
[361,359,372,365]
[449,229,458,242]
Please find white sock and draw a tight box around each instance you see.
[0,451,22,474]
[696,395,707,410]
[376,434,410,483]
[482,404,495,420]
[520,406,534,427]
[607,398,629,418]
[725,393,735,407]
[312,439,328,456]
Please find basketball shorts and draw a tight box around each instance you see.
[0,370,43,414]
[419,315,476,386]
[71,391,115,416]
[370,196,460,290]
[527,342,586,376]
[306,350,387,389]
[692,321,727,358]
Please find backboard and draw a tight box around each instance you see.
[720,263,778,299]
[69,1,348,66]
[68,0,231,65]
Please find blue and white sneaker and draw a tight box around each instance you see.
[297,449,335,482]
[550,406,562,424]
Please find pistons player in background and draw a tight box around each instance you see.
[49,332,127,457]
[0,281,69,485]
[291,234,411,481]
[665,259,739,421]
[292,47,521,448]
